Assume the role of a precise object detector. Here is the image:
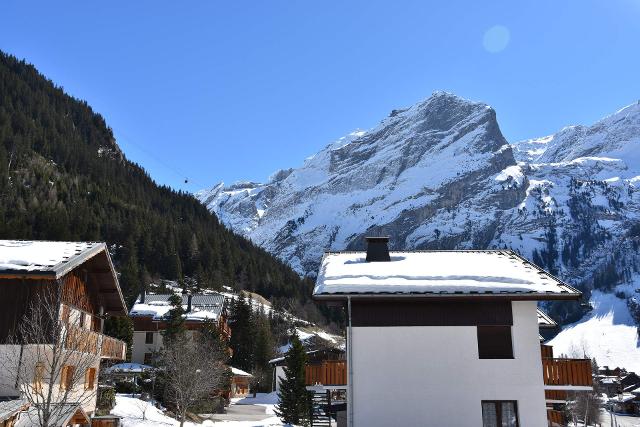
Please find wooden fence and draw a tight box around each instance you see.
[542,358,592,387]
[305,360,347,386]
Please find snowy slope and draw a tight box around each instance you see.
[548,280,640,373]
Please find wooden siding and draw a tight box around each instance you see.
[61,272,97,315]
[0,279,57,342]
[541,344,554,359]
[547,408,564,426]
[542,359,593,387]
[351,300,513,327]
[305,360,347,386]
[545,390,567,401]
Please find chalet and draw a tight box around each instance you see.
[229,367,252,398]
[129,293,230,365]
[311,237,590,427]
[0,240,128,423]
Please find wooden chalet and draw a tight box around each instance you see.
[129,292,230,365]
[0,240,128,418]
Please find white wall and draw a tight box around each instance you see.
[350,301,546,427]
[131,331,163,364]
[274,366,285,393]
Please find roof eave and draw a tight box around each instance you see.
[312,291,582,302]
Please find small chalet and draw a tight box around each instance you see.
[311,237,587,427]
[129,292,230,365]
[229,367,252,398]
[0,240,128,423]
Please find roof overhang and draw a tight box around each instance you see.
[313,291,582,302]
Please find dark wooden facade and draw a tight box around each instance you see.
[350,300,513,327]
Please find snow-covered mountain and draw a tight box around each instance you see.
[197,93,640,370]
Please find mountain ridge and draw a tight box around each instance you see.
[198,92,640,370]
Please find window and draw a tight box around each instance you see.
[481,401,519,427]
[144,353,153,365]
[477,326,513,359]
[84,368,96,390]
[34,362,45,392]
[60,365,75,390]
[145,332,154,344]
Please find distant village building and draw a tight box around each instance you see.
[0,240,128,425]
[311,237,591,427]
[129,293,230,365]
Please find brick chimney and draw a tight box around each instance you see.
[186,292,192,313]
[365,236,391,262]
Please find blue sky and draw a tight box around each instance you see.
[2,1,639,192]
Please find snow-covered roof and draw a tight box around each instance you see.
[16,403,89,427]
[609,393,636,403]
[130,293,225,321]
[0,240,127,315]
[0,399,27,422]
[230,367,252,377]
[537,308,558,328]
[104,363,154,374]
[313,250,580,300]
[0,240,103,278]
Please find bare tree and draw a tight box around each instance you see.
[0,289,101,427]
[159,332,228,427]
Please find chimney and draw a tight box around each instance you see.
[140,291,146,303]
[365,236,391,262]
[186,292,192,313]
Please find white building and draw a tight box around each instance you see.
[312,237,583,427]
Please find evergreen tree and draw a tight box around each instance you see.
[275,334,310,426]
[252,305,275,392]
[162,294,186,343]
[229,295,255,372]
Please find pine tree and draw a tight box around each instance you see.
[275,334,310,426]
[252,305,275,392]
[229,295,255,372]
[162,294,186,343]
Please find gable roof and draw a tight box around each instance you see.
[313,250,580,300]
[0,240,127,315]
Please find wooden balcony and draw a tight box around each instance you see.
[305,360,346,386]
[64,326,126,360]
[542,358,592,389]
[100,335,127,360]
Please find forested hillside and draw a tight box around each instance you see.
[0,51,317,316]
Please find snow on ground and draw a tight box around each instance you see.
[549,289,640,373]
[112,395,286,427]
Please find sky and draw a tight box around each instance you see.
[2,1,640,192]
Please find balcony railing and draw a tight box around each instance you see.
[305,360,346,386]
[542,358,593,388]
[101,335,127,360]
[64,326,126,361]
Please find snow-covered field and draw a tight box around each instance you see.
[112,395,286,427]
